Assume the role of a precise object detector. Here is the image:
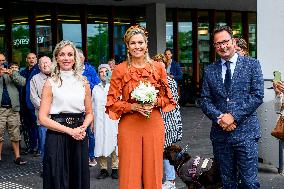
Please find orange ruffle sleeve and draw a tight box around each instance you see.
[105,61,176,120]
[105,63,132,120]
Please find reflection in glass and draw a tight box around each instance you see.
[61,24,82,48]
[0,15,5,54]
[248,13,256,58]
[12,24,30,67]
[232,12,242,38]
[139,22,146,29]
[178,9,192,81]
[215,11,226,28]
[87,23,108,67]
[166,22,173,50]
[114,23,130,63]
[58,8,82,48]
[178,22,192,65]
[36,14,52,57]
[198,11,210,76]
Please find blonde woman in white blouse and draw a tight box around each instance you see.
[39,40,93,189]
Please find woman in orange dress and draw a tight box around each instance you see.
[106,25,176,189]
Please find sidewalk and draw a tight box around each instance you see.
[0,106,283,188]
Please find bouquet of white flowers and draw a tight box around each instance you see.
[131,81,159,118]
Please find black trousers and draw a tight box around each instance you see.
[43,126,89,189]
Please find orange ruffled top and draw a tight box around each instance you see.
[106,61,176,120]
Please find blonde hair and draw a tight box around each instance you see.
[123,25,152,67]
[51,40,83,86]
[152,53,165,63]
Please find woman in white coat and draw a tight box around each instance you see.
[92,64,119,179]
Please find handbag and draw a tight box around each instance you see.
[271,116,284,140]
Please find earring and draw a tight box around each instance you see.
[144,48,148,54]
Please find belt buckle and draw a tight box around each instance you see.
[65,117,75,125]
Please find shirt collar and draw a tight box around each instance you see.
[221,53,238,65]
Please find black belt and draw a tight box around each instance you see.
[50,113,85,126]
[1,105,12,109]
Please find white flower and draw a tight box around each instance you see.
[131,81,159,104]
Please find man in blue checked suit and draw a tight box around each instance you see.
[200,26,264,189]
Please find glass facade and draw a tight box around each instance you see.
[114,23,129,64]
[232,12,242,38]
[198,11,210,75]
[87,23,108,66]
[58,7,82,48]
[36,4,52,57]
[178,10,192,80]
[0,9,5,54]
[248,12,257,58]
[11,3,30,67]
[166,9,173,50]
[166,22,173,50]
[0,2,257,96]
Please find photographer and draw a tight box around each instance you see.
[0,54,27,165]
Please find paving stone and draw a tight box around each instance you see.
[0,107,283,188]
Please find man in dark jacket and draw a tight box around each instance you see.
[20,53,39,156]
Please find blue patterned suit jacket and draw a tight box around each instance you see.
[200,55,264,142]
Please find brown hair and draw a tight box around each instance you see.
[235,37,248,56]
[212,25,233,38]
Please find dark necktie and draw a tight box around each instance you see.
[224,61,231,92]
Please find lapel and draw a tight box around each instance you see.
[231,56,243,88]
[213,60,227,98]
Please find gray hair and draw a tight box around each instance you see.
[38,56,51,65]
[51,40,84,86]
[76,48,84,58]
[98,64,111,71]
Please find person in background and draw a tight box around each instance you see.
[9,63,20,72]
[273,80,284,112]
[93,64,119,179]
[164,48,183,82]
[0,53,27,165]
[20,53,39,156]
[77,49,100,91]
[108,59,116,71]
[77,48,100,167]
[235,37,249,56]
[200,26,264,189]
[106,25,176,189]
[39,40,93,189]
[30,56,52,162]
[153,54,183,189]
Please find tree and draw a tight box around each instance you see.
[87,25,108,68]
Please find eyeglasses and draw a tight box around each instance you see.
[213,39,232,48]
